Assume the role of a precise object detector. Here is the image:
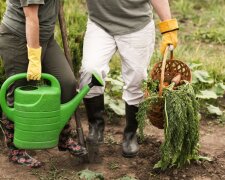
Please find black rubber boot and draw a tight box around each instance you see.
[122,103,139,158]
[83,95,105,144]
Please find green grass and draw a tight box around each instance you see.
[158,0,225,81]
[175,0,225,82]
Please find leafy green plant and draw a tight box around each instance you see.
[191,67,225,117]
[192,70,214,84]
[154,82,200,170]
[197,90,218,99]
[77,169,104,180]
[136,79,159,140]
[206,104,223,116]
[105,94,125,116]
[104,70,125,116]
[213,83,225,96]
[137,76,201,170]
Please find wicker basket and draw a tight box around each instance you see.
[147,47,192,129]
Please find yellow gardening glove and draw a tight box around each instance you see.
[158,19,179,54]
[27,46,42,81]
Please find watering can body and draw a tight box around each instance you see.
[0,73,103,149]
[13,84,61,149]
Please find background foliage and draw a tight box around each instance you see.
[55,0,87,77]
[0,0,5,20]
[0,0,6,85]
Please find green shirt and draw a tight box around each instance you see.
[86,0,153,36]
[2,0,59,41]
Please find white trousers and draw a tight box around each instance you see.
[79,19,155,106]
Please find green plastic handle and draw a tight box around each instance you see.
[0,73,61,121]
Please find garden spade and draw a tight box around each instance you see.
[58,2,103,163]
[58,2,86,149]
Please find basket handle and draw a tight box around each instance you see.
[159,45,174,96]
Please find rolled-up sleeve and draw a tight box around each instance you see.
[20,0,45,7]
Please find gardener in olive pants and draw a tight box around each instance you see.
[80,0,179,157]
[0,0,87,168]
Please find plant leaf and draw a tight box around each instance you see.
[111,85,122,91]
[197,155,212,162]
[108,100,125,116]
[188,62,202,70]
[105,77,124,86]
[207,104,223,116]
[77,169,104,180]
[104,95,111,105]
[153,160,162,169]
[193,70,214,84]
[117,76,124,82]
[212,82,225,96]
[196,90,218,99]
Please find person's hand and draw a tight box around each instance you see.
[27,46,42,81]
[158,19,179,54]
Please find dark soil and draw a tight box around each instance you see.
[0,101,225,180]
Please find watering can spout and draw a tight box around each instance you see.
[60,72,103,129]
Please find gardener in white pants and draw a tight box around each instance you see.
[80,0,179,157]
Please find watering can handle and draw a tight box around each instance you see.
[0,73,61,121]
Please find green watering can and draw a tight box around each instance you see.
[0,73,103,149]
